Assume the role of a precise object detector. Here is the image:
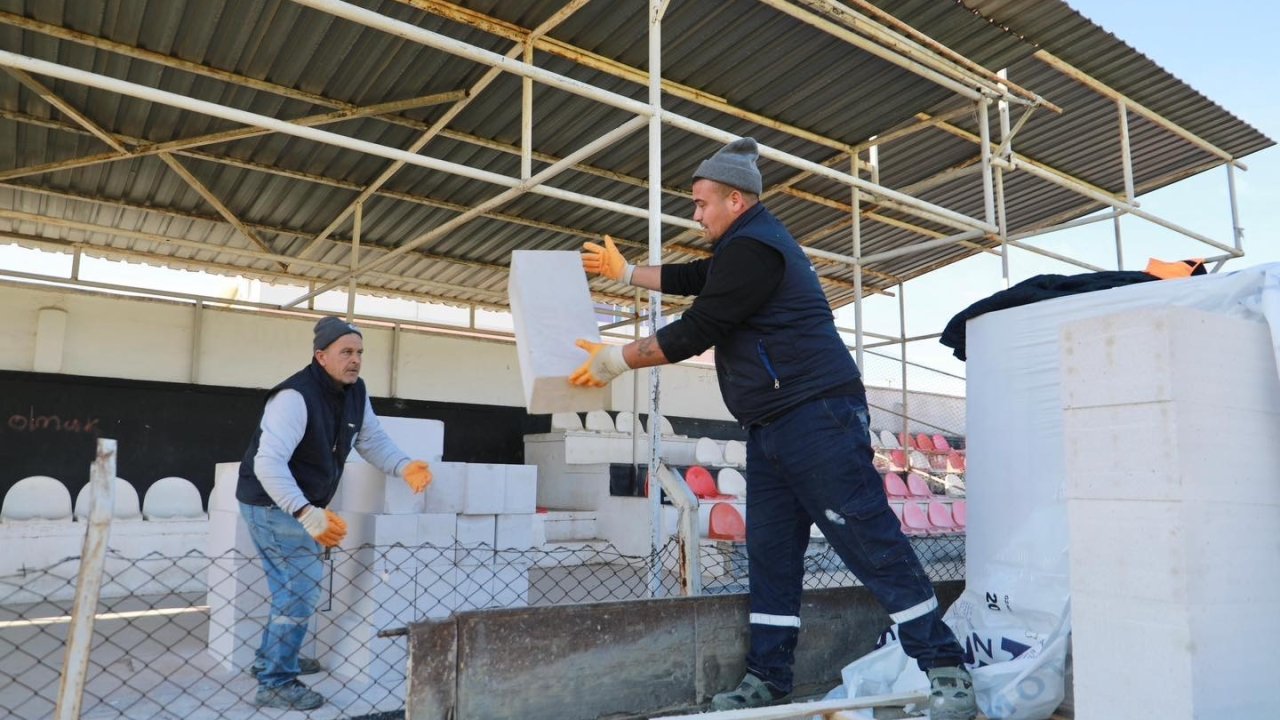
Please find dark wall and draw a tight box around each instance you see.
[0,370,744,510]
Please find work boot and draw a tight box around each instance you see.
[246,656,322,676]
[253,679,325,710]
[710,673,789,711]
[926,665,978,720]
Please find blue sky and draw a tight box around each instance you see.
[849,0,1280,391]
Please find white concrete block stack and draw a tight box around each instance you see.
[1061,307,1280,719]
[206,418,542,686]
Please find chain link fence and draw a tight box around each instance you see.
[0,531,964,719]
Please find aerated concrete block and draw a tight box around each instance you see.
[367,416,444,464]
[209,462,240,514]
[462,464,505,514]
[456,514,496,566]
[508,250,606,413]
[423,461,466,513]
[383,471,426,514]
[1062,306,1280,720]
[503,464,538,514]
[328,463,388,515]
[496,513,535,551]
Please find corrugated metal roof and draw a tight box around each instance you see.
[0,0,1271,311]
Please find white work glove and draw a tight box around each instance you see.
[297,505,347,548]
[568,339,631,388]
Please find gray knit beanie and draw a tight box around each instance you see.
[313,316,362,351]
[693,137,763,195]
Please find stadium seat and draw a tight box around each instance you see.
[889,501,907,532]
[898,432,913,450]
[927,500,958,534]
[902,501,932,536]
[723,440,747,468]
[883,472,910,500]
[707,502,746,541]
[908,449,930,471]
[695,436,724,466]
[888,449,909,473]
[685,466,733,500]
[944,474,966,498]
[142,476,205,520]
[878,430,899,450]
[717,467,747,497]
[915,433,935,452]
[74,476,142,520]
[906,473,934,499]
[946,451,966,474]
[951,500,967,531]
[932,434,952,453]
[1,476,72,522]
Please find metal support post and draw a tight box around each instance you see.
[898,282,909,445]
[1226,163,1244,252]
[850,153,864,370]
[190,300,203,384]
[390,323,401,397]
[347,201,360,321]
[646,0,672,597]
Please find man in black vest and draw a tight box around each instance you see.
[570,139,976,718]
[236,316,433,710]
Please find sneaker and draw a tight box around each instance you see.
[927,665,978,720]
[246,656,322,676]
[253,679,325,710]
[710,673,790,711]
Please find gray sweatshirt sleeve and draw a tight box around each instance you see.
[253,389,311,515]
[354,397,411,477]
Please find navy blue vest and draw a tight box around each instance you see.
[236,360,366,509]
[712,204,861,426]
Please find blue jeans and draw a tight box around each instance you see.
[743,394,965,693]
[239,503,323,688]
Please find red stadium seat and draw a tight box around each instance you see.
[707,502,746,541]
[685,466,733,500]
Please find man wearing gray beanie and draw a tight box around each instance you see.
[234,316,434,710]
[572,138,976,718]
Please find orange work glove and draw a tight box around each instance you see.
[581,235,632,283]
[568,339,631,388]
[297,506,347,548]
[402,460,432,494]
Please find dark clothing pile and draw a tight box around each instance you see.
[940,271,1159,361]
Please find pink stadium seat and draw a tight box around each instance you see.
[889,501,907,532]
[906,473,933,499]
[883,473,910,500]
[951,500,967,530]
[946,451,966,474]
[927,500,958,534]
[889,449,909,473]
[685,466,733,500]
[707,502,746,541]
[932,434,953,452]
[914,434,935,452]
[898,432,913,450]
[902,502,932,536]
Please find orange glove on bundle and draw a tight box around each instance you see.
[581,235,632,283]
[402,460,432,494]
[297,506,347,548]
[568,339,631,388]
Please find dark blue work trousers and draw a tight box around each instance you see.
[743,394,966,693]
